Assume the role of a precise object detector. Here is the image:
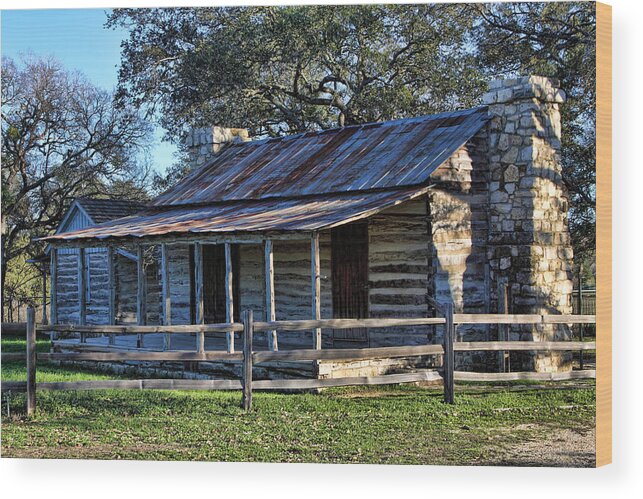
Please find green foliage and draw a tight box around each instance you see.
[2,241,42,318]
[107,4,486,138]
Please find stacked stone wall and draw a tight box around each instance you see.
[484,76,574,372]
[185,126,250,169]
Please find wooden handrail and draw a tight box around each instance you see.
[453,314,596,324]
[37,323,243,333]
[454,341,596,351]
[252,317,446,332]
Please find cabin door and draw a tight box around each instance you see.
[202,244,240,324]
[331,222,369,344]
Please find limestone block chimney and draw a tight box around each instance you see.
[185,126,250,170]
[483,76,575,372]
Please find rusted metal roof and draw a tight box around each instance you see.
[42,187,430,242]
[43,106,490,244]
[153,107,489,206]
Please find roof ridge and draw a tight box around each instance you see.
[76,197,146,203]
[229,106,488,148]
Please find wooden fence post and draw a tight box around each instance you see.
[108,247,116,346]
[242,309,254,411]
[136,245,147,349]
[443,302,455,404]
[498,280,508,372]
[225,243,235,353]
[26,307,37,416]
[194,242,204,353]
[577,267,584,370]
[50,248,58,347]
[78,248,87,343]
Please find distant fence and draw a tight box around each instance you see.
[572,289,596,316]
[3,295,48,325]
[1,322,27,335]
[1,307,596,414]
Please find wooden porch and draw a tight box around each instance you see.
[49,231,328,355]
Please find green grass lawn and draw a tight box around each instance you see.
[1,335,126,383]
[1,335,596,465]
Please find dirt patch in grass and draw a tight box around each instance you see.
[491,425,595,467]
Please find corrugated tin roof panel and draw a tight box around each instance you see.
[152,107,489,206]
[42,187,430,242]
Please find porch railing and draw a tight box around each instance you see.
[1,307,596,414]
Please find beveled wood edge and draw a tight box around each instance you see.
[596,1,612,467]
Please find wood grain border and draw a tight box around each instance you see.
[596,1,612,467]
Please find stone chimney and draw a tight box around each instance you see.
[185,126,250,169]
[483,76,574,372]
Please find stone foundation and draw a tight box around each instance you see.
[54,340,440,381]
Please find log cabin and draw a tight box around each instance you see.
[41,75,575,377]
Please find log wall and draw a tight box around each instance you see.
[428,134,492,368]
[367,199,431,347]
[56,252,81,325]
[115,252,137,324]
[233,239,333,348]
[166,244,192,325]
[86,252,109,325]
[144,249,162,325]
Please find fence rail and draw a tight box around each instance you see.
[1,307,596,415]
[453,370,596,382]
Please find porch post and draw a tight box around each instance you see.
[161,243,171,351]
[41,270,48,326]
[264,239,277,351]
[194,242,205,353]
[224,242,235,353]
[107,247,116,345]
[311,232,322,350]
[78,247,87,342]
[136,245,147,348]
[49,248,58,344]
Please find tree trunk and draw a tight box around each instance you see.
[1,244,7,323]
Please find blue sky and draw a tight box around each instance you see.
[1,8,178,174]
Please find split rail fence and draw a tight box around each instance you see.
[2,307,596,414]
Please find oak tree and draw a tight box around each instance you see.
[1,56,151,319]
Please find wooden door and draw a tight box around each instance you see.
[202,244,240,323]
[331,222,369,343]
